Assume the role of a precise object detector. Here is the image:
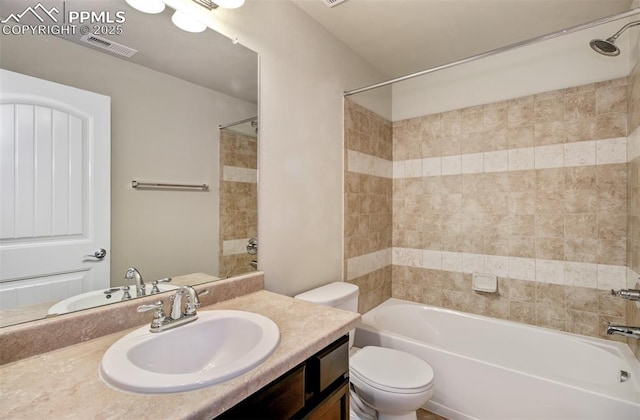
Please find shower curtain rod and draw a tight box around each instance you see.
[218,116,257,129]
[344,7,640,97]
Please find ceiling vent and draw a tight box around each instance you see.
[323,0,349,8]
[80,34,138,58]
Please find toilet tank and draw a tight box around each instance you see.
[294,282,359,312]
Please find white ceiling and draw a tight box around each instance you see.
[292,0,635,78]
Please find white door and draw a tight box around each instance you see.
[0,69,110,310]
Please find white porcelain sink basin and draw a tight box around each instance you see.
[48,283,178,314]
[100,310,280,393]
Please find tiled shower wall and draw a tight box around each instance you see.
[344,99,393,313]
[345,77,635,346]
[219,130,258,278]
[627,58,640,358]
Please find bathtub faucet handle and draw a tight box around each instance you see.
[610,288,640,301]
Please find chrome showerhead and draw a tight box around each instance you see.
[590,37,620,56]
[590,20,640,57]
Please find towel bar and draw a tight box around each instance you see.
[131,180,209,191]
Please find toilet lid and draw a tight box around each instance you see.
[349,346,434,394]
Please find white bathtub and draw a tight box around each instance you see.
[354,298,640,420]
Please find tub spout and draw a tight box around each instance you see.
[606,323,640,339]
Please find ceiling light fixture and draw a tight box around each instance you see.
[171,9,207,33]
[125,0,166,14]
[212,0,245,9]
[193,0,245,10]
[126,0,245,34]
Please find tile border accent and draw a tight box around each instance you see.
[348,136,629,180]
[392,137,627,179]
[222,238,252,256]
[628,267,640,288]
[348,247,627,290]
[223,166,257,183]
[347,150,393,178]
[346,248,392,280]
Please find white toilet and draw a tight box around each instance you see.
[295,282,434,420]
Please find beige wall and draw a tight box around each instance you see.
[0,34,256,284]
[176,0,385,295]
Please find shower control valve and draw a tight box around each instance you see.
[247,238,258,255]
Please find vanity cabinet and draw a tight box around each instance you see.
[219,335,350,420]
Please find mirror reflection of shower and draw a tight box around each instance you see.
[220,116,258,137]
[218,117,258,278]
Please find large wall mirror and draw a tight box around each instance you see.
[0,0,259,327]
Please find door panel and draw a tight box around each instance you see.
[0,69,110,309]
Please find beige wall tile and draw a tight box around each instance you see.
[508,170,536,192]
[510,301,537,325]
[508,124,535,149]
[347,79,631,345]
[596,84,627,115]
[567,309,600,337]
[565,286,598,311]
[461,107,484,133]
[564,214,598,239]
[564,238,598,263]
[565,166,597,190]
[595,113,627,139]
[536,304,567,331]
[564,189,597,213]
[535,237,565,260]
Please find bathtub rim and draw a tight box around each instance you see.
[356,297,640,405]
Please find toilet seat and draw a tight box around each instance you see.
[349,346,434,395]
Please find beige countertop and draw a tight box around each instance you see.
[0,290,360,420]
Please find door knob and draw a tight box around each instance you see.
[85,248,107,259]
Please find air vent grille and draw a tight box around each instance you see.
[80,34,137,58]
[323,0,349,8]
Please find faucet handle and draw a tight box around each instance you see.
[185,289,209,315]
[121,285,132,301]
[137,301,166,332]
[151,277,172,294]
[137,301,164,313]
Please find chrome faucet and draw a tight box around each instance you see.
[170,285,205,319]
[137,286,208,333]
[606,323,640,339]
[125,267,145,297]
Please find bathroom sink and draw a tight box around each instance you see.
[47,283,179,314]
[100,310,280,393]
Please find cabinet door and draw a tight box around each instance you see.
[304,379,349,420]
[220,365,306,419]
